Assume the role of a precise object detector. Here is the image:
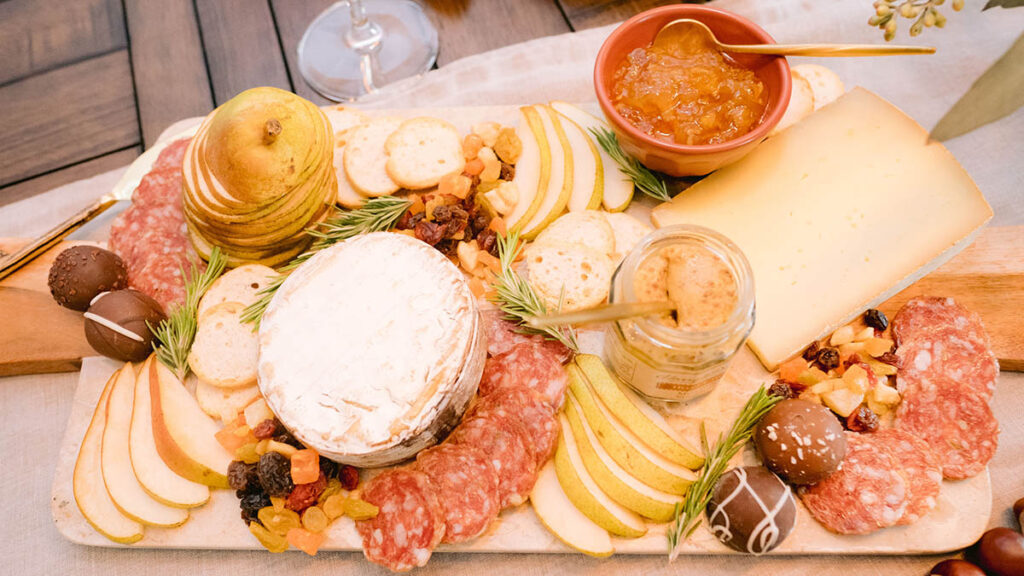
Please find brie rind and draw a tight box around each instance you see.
[258,232,481,466]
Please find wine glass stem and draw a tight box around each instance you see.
[344,0,383,92]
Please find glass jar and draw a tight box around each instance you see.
[605,224,755,402]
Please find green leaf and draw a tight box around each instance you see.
[930,31,1024,141]
[983,0,1024,10]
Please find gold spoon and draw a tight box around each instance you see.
[526,300,676,329]
[653,18,935,57]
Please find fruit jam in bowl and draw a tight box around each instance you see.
[594,5,791,176]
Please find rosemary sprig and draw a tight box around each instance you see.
[240,196,412,327]
[152,247,227,380]
[666,386,782,560]
[590,127,672,202]
[488,230,579,353]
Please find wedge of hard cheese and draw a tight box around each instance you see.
[651,87,992,371]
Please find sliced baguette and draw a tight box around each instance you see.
[195,379,261,423]
[197,264,277,321]
[344,117,404,197]
[187,302,258,388]
[322,106,369,147]
[769,71,815,137]
[602,211,652,263]
[526,242,614,312]
[333,143,366,209]
[535,211,615,257]
[385,117,466,190]
[792,64,845,111]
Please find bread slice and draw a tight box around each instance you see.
[195,379,261,423]
[187,302,258,388]
[385,117,466,189]
[198,264,277,321]
[769,71,815,137]
[526,242,614,312]
[344,117,404,196]
[603,211,652,263]
[323,106,369,147]
[792,64,845,111]
[333,143,367,209]
[534,210,615,257]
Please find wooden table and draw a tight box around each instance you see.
[0,0,683,208]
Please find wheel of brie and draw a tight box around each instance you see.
[258,232,483,467]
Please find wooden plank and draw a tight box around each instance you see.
[123,0,213,147]
[557,0,702,30]
[0,50,139,188]
[0,239,100,377]
[429,0,570,66]
[267,0,336,105]
[0,0,126,85]
[0,147,140,209]
[194,0,292,104]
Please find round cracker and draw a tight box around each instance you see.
[792,64,845,111]
[195,379,261,423]
[344,117,404,196]
[602,211,652,263]
[323,105,370,147]
[385,117,466,190]
[198,264,277,321]
[534,210,615,257]
[187,302,258,388]
[526,242,614,312]
[769,72,815,136]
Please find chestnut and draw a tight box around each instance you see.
[975,527,1024,576]
[928,559,984,576]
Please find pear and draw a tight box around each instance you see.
[549,101,634,212]
[521,105,574,240]
[507,106,550,232]
[530,461,614,558]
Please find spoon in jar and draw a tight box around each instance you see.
[526,300,676,329]
[653,18,935,57]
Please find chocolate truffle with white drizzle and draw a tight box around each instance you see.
[706,466,796,554]
[83,289,166,362]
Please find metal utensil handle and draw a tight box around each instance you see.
[724,43,936,57]
[526,300,677,328]
[0,196,117,282]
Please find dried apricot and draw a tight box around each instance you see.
[287,527,325,556]
[290,449,320,484]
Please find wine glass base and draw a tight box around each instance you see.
[297,0,439,102]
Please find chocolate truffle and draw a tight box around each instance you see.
[84,289,166,362]
[48,245,128,311]
[706,466,796,554]
[754,398,847,485]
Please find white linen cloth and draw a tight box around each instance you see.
[2,1,1022,574]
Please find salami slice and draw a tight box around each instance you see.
[152,138,190,171]
[799,432,908,535]
[469,388,559,467]
[480,309,571,362]
[415,443,500,543]
[356,468,445,572]
[892,297,990,351]
[896,382,998,480]
[874,428,943,525]
[451,410,537,508]
[131,168,181,210]
[478,343,569,409]
[896,335,998,401]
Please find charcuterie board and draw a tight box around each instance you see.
[52,335,992,555]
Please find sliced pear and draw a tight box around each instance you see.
[574,354,704,470]
[149,359,233,488]
[507,106,550,232]
[555,413,647,538]
[552,108,603,212]
[102,363,190,527]
[130,356,210,509]
[530,460,614,558]
[73,368,145,544]
[567,364,697,494]
[521,105,574,240]
[564,391,682,522]
[549,101,634,212]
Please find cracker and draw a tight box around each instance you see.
[526,242,614,312]
[603,211,652,263]
[323,106,369,147]
[187,302,258,388]
[769,71,815,136]
[792,64,845,111]
[534,210,615,257]
[198,264,277,321]
[195,380,261,423]
[385,117,466,190]
[344,117,404,196]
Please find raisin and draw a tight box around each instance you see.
[338,465,360,491]
[395,209,424,230]
[286,471,328,512]
[319,457,339,480]
[272,431,304,449]
[415,219,446,245]
[815,347,840,371]
[802,341,821,361]
[845,405,880,433]
[228,460,260,491]
[239,490,271,525]
[477,228,498,256]
[433,204,454,223]
[470,212,491,238]
[877,351,900,367]
[499,162,515,181]
[863,309,889,332]
[252,419,280,440]
[258,451,295,498]
[768,380,797,399]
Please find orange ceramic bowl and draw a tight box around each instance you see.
[594,5,791,177]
